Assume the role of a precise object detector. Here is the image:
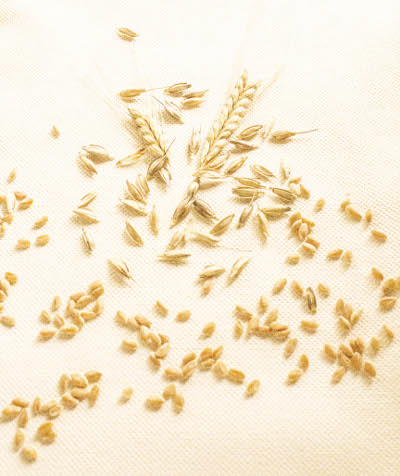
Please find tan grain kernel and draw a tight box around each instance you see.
[70,373,88,388]
[286,253,300,264]
[382,278,396,295]
[287,369,303,384]
[291,280,304,298]
[163,384,176,400]
[88,384,100,406]
[1,315,15,327]
[154,300,168,316]
[342,250,353,267]
[371,229,387,242]
[284,338,298,358]
[85,371,102,383]
[202,322,216,337]
[364,361,376,377]
[346,205,362,221]
[300,319,318,332]
[164,366,182,380]
[16,239,30,250]
[173,392,185,412]
[382,323,394,340]
[48,404,62,418]
[258,294,269,313]
[380,297,396,311]
[5,272,18,285]
[234,320,244,338]
[61,393,79,408]
[70,388,88,400]
[272,278,287,294]
[317,283,330,298]
[338,351,351,369]
[12,398,29,408]
[332,366,346,383]
[122,338,138,352]
[31,397,41,416]
[14,428,25,450]
[339,343,354,358]
[182,352,197,366]
[371,267,384,282]
[2,405,20,419]
[176,310,191,322]
[327,248,343,260]
[338,316,351,331]
[21,445,37,463]
[146,395,164,410]
[351,352,362,370]
[246,379,260,396]
[299,354,309,371]
[323,344,336,361]
[370,336,381,353]
[314,198,325,212]
[227,368,245,383]
[121,387,133,403]
[17,408,28,428]
[35,234,50,246]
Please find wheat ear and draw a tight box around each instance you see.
[128,107,172,184]
[200,70,259,167]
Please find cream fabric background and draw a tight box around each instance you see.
[0,0,400,474]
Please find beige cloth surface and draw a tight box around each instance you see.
[0,0,400,474]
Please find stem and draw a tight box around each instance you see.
[293,129,318,135]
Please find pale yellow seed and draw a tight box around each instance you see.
[371,267,384,282]
[154,300,168,316]
[332,366,346,383]
[382,278,396,295]
[371,229,387,242]
[327,248,343,260]
[35,234,50,246]
[234,320,244,338]
[284,338,298,358]
[287,369,303,384]
[162,384,176,400]
[115,310,128,326]
[314,198,325,212]
[5,272,18,285]
[176,310,191,322]
[351,352,363,371]
[365,208,372,223]
[58,324,78,337]
[382,323,394,340]
[323,344,336,361]
[85,370,102,383]
[12,397,29,408]
[146,395,164,409]
[21,445,37,463]
[173,392,185,412]
[1,315,15,327]
[380,297,396,311]
[39,328,56,340]
[17,408,28,427]
[122,338,138,352]
[300,319,318,332]
[246,379,260,396]
[227,368,245,383]
[61,393,79,408]
[364,361,376,377]
[182,352,197,366]
[155,343,170,359]
[31,397,41,416]
[71,388,88,400]
[14,428,25,450]
[48,404,62,419]
[202,322,216,337]
[346,205,362,221]
[149,352,161,368]
[298,355,308,372]
[342,250,353,267]
[272,278,287,294]
[214,360,228,378]
[121,387,133,403]
[338,316,351,331]
[370,336,381,353]
[164,367,182,380]
[286,253,300,265]
[7,168,17,183]
[70,373,88,388]
[33,216,48,228]
[88,384,100,406]
[291,280,304,298]
[317,283,330,298]
[2,405,21,419]
[16,239,30,250]
[258,294,269,313]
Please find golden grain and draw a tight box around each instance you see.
[300,319,318,332]
[364,361,376,377]
[14,428,25,450]
[246,379,260,396]
[146,395,164,409]
[272,278,287,294]
[380,297,396,311]
[332,366,346,383]
[287,369,303,384]
[21,445,37,463]
[176,310,191,322]
[284,338,298,358]
[371,267,384,282]
[227,368,245,383]
[0,315,15,327]
[88,384,100,406]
